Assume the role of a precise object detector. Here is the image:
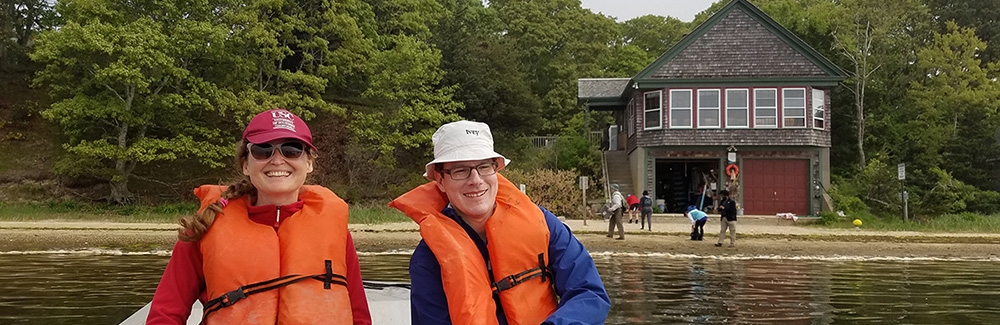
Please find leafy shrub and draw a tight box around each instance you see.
[828,175,870,214]
[816,211,840,226]
[501,168,585,219]
[918,167,983,216]
[967,190,1000,214]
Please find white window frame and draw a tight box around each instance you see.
[812,89,825,130]
[643,91,662,130]
[754,88,778,128]
[697,89,721,128]
[725,89,749,128]
[669,89,692,128]
[783,88,807,128]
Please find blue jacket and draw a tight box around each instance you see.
[688,209,708,223]
[409,205,611,325]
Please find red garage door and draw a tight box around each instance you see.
[741,159,809,215]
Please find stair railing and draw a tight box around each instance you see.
[601,150,610,201]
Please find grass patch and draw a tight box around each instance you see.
[348,202,410,224]
[817,211,1000,233]
[0,200,410,224]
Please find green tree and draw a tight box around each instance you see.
[925,0,1000,65]
[0,0,58,70]
[602,43,651,77]
[430,0,544,134]
[906,22,1000,190]
[31,0,370,203]
[620,14,689,57]
[31,1,234,203]
[351,0,462,164]
[491,0,618,133]
[826,0,931,169]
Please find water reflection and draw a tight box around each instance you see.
[599,254,1000,324]
[2,251,1000,324]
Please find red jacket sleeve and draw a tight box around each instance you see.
[147,240,206,325]
[346,232,372,325]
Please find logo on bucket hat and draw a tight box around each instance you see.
[423,120,510,180]
[243,109,316,150]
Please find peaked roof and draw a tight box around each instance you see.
[632,0,846,88]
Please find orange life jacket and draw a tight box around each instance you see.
[390,174,559,325]
[195,184,353,325]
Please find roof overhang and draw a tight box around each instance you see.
[634,76,844,88]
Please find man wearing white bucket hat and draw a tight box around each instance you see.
[390,120,610,325]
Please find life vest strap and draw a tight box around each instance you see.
[202,262,348,320]
[491,253,551,295]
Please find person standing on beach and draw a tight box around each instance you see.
[686,205,708,240]
[625,193,640,224]
[715,190,738,247]
[608,184,626,240]
[146,109,372,324]
[639,190,654,231]
[390,120,610,324]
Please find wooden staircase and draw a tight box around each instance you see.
[603,151,634,197]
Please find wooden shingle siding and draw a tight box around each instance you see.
[652,9,826,79]
[636,128,830,148]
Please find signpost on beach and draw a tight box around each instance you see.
[580,176,589,226]
[898,163,908,221]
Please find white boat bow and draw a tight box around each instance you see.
[120,281,410,324]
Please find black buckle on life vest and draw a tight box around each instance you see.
[324,260,334,289]
[220,288,247,307]
[491,253,551,295]
[494,276,517,292]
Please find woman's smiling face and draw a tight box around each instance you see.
[435,159,498,222]
[242,139,313,206]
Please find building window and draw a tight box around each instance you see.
[783,88,806,128]
[669,89,692,128]
[754,88,777,127]
[697,89,720,128]
[812,89,825,130]
[643,91,662,130]
[627,98,635,136]
[726,89,749,128]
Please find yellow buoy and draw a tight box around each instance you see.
[853,219,862,226]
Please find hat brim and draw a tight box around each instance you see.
[246,131,317,150]
[423,152,510,181]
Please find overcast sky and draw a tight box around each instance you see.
[579,0,721,22]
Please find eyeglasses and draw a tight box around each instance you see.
[247,141,306,160]
[441,162,498,180]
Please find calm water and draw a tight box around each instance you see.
[2,251,1000,324]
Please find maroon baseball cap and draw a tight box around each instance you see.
[242,109,316,149]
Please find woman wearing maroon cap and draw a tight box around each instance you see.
[147,109,372,324]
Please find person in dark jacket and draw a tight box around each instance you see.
[715,190,738,247]
[639,190,654,231]
[390,120,610,325]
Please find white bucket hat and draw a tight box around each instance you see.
[423,120,510,180]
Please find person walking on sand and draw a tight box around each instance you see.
[686,205,708,240]
[639,190,653,231]
[390,120,610,324]
[715,190,738,247]
[625,193,639,224]
[607,184,625,240]
[147,109,372,324]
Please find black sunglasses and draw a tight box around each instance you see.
[247,141,306,160]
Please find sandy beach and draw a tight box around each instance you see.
[2,215,998,258]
